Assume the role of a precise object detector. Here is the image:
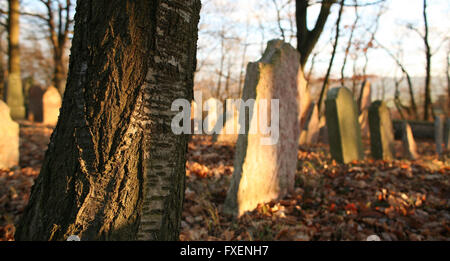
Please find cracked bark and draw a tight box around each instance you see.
[15,0,201,241]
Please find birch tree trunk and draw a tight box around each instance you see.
[15,0,201,241]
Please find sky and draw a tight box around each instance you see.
[14,0,450,88]
[198,0,449,79]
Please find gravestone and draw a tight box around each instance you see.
[299,102,319,145]
[299,77,312,130]
[368,101,395,160]
[224,40,304,216]
[445,118,450,150]
[0,101,19,169]
[27,85,45,122]
[215,101,241,145]
[434,115,444,156]
[401,121,419,160]
[42,86,62,126]
[325,87,364,164]
[358,80,371,138]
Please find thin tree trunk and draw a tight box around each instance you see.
[318,0,344,113]
[0,29,5,100]
[15,0,201,241]
[447,44,450,113]
[296,0,336,70]
[423,0,432,121]
[216,32,225,99]
[341,2,359,87]
[6,0,25,120]
[238,22,249,98]
[54,46,66,95]
[376,38,418,119]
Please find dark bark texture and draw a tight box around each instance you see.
[296,0,335,69]
[15,0,201,241]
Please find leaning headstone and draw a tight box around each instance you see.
[325,87,364,163]
[299,102,319,145]
[401,121,419,160]
[368,101,395,160]
[224,40,304,216]
[42,86,62,126]
[0,101,19,169]
[434,115,444,156]
[27,85,45,122]
[358,80,371,138]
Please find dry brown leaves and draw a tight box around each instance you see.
[0,122,448,241]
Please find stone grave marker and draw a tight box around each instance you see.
[434,116,444,156]
[42,86,62,126]
[325,87,364,164]
[368,101,395,160]
[358,80,372,138]
[224,40,304,216]
[401,121,419,160]
[0,101,19,169]
[299,102,319,145]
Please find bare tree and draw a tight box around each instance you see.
[406,0,432,120]
[296,0,336,69]
[16,0,201,241]
[422,0,432,120]
[22,0,73,96]
[317,0,345,113]
[375,38,418,119]
[6,0,25,119]
[447,42,450,113]
[340,0,359,86]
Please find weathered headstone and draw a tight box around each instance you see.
[215,101,241,144]
[401,121,419,160]
[445,118,450,150]
[358,80,371,138]
[299,102,319,145]
[27,85,45,122]
[325,87,364,163]
[368,101,395,160]
[224,40,304,216]
[42,86,62,126]
[299,77,312,130]
[0,101,19,169]
[434,115,444,156]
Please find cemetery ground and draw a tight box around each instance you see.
[0,121,449,241]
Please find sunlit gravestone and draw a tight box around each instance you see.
[215,100,241,145]
[42,86,62,126]
[0,101,19,169]
[358,80,371,138]
[299,102,319,145]
[368,101,395,160]
[401,121,419,160]
[224,40,305,217]
[325,87,364,164]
